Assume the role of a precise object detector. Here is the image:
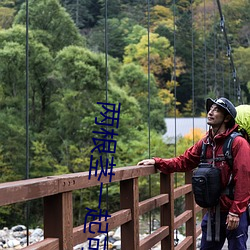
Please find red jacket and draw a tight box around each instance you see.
[154,124,250,216]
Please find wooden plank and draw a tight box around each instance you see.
[161,173,174,250]
[174,210,192,229]
[0,177,59,206]
[139,193,169,216]
[196,226,202,237]
[185,171,196,250]
[0,165,156,206]
[175,236,193,250]
[22,238,59,250]
[44,192,73,250]
[139,226,169,250]
[195,204,203,213]
[73,209,131,246]
[120,178,140,250]
[174,184,192,199]
[58,165,156,192]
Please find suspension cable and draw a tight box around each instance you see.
[104,0,109,246]
[147,0,152,234]
[213,0,217,94]
[173,1,177,158]
[191,0,195,144]
[203,0,207,98]
[216,0,242,104]
[25,0,30,245]
[172,0,179,245]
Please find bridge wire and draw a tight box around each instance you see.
[172,0,177,181]
[213,0,218,96]
[215,0,242,104]
[25,0,30,245]
[172,0,179,245]
[218,28,225,96]
[191,1,195,144]
[104,0,109,247]
[147,0,152,235]
[203,0,207,98]
[213,0,218,95]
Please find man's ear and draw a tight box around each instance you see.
[224,114,232,123]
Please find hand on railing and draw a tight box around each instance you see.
[137,159,155,166]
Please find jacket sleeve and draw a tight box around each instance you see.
[153,140,203,174]
[229,136,250,215]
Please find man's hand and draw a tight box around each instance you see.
[226,213,240,230]
[137,159,155,166]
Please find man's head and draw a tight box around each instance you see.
[206,97,237,128]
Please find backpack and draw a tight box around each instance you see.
[192,131,241,208]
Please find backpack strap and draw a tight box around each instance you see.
[223,132,243,200]
[200,142,208,163]
[223,131,242,169]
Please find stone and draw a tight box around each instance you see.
[11,226,26,233]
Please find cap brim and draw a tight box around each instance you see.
[206,98,215,113]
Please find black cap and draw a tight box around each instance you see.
[206,97,237,120]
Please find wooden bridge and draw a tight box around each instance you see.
[0,164,204,250]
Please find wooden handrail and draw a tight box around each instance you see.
[0,165,203,250]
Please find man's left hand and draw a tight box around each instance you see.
[226,213,240,230]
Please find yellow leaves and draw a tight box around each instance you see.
[124,32,174,75]
[183,99,193,115]
[124,31,185,83]
[149,5,174,32]
[166,80,180,91]
[184,128,205,141]
[158,88,174,105]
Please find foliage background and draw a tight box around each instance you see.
[0,0,249,228]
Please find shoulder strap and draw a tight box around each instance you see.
[200,142,208,162]
[223,132,242,169]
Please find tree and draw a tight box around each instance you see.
[148,5,174,33]
[14,0,84,52]
[116,62,166,132]
[61,0,101,29]
[124,31,185,87]
[0,6,15,29]
[0,25,56,132]
[234,46,250,102]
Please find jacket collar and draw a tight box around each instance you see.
[207,124,239,143]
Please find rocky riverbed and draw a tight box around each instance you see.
[0,225,43,249]
[0,225,187,250]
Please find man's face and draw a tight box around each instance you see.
[207,104,226,127]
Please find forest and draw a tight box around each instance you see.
[0,0,249,227]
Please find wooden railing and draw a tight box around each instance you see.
[0,165,203,250]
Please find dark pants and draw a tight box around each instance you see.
[200,210,249,250]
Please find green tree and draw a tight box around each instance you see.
[116,63,165,132]
[0,6,15,29]
[61,0,101,28]
[14,0,84,52]
[124,32,185,87]
[234,46,250,102]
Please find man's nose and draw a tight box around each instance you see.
[208,107,215,114]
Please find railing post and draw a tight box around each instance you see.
[120,178,139,250]
[185,171,196,250]
[160,173,174,250]
[44,192,73,250]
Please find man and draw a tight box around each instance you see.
[138,97,250,250]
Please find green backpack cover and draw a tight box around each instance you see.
[235,105,250,140]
